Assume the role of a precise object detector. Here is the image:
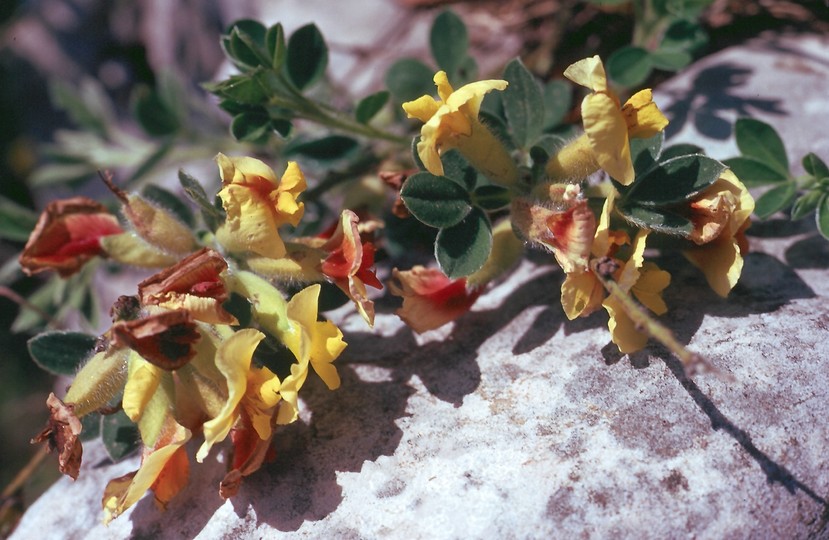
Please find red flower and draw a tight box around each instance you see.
[20,197,123,277]
[389,266,481,333]
[319,210,382,325]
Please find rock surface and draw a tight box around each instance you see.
[11,32,829,540]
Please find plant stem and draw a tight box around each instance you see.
[590,257,733,380]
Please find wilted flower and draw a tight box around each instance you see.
[389,266,481,333]
[19,197,123,277]
[138,248,238,325]
[30,393,83,480]
[558,194,671,353]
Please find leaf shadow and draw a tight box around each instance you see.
[661,62,787,141]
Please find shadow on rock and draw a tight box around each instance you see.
[664,354,827,506]
[234,368,414,532]
[661,62,786,140]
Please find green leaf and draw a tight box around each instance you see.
[660,19,708,56]
[355,91,390,124]
[617,204,694,237]
[141,184,195,228]
[79,413,101,442]
[625,154,725,206]
[440,149,478,190]
[753,181,798,219]
[660,143,704,161]
[231,111,271,142]
[286,23,328,90]
[816,193,829,240]
[649,49,693,71]
[473,185,511,210]
[385,58,435,102]
[0,195,38,242]
[12,277,62,333]
[284,135,359,163]
[223,20,268,69]
[531,134,565,159]
[27,331,97,376]
[542,79,572,130]
[49,78,113,136]
[430,10,468,76]
[802,152,829,179]
[411,136,426,171]
[178,169,224,231]
[606,46,652,88]
[790,189,824,220]
[204,73,268,105]
[271,118,293,138]
[101,409,140,462]
[502,58,544,148]
[29,163,95,188]
[125,141,173,186]
[131,85,180,136]
[401,172,472,228]
[266,23,287,71]
[630,132,664,174]
[436,208,492,278]
[722,156,788,187]
[734,117,789,176]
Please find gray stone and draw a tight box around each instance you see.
[12,33,829,540]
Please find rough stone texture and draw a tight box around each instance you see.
[11,33,829,540]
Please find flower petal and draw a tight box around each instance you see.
[622,89,669,139]
[603,295,648,353]
[582,93,634,184]
[196,328,265,462]
[564,55,608,93]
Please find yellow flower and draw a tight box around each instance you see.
[403,71,517,186]
[602,243,671,353]
[196,328,265,462]
[215,153,306,259]
[558,193,671,353]
[223,272,347,425]
[102,416,191,523]
[241,365,282,441]
[551,56,668,185]
[683,169,754,297]
[278,284,347,424]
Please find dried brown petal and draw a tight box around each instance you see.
[138,248,237,325]
[111,310,200,370]
[31,393,83,480]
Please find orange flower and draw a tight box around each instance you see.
[389,266,481,333]
[19,197,123,277]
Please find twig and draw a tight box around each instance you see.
[590,257,733,381]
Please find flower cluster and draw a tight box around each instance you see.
[25,155,381,521]
[400,55,754,354]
